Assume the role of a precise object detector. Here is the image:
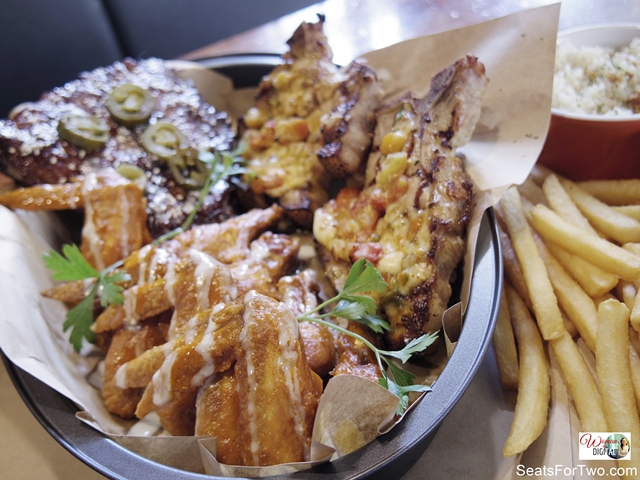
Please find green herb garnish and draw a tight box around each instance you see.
[43,148,246,352]
[297,258,437,414]
[44,244,130,351]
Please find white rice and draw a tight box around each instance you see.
[553,37,640,116]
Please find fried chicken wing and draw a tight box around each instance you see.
[314,56,487,352]
[278,270,337,377]
[330,322,383,383]
[42,205,283,304]
[134,292,322,465]
[227,232,299,298]
[195,371,243,465]
[0,181,83,210]
[102,322,169,418]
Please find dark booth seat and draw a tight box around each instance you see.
[0,0,123,117]
[0,0,319,117]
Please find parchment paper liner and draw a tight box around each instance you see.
[0,3,562,477]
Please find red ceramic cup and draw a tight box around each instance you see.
[538,24,640,181]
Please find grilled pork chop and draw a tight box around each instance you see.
[314,56,487,351]
[0,58,235,237]
[240,16,381,227]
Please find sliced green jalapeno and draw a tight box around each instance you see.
[168,147,211,190]
[57,114,109,151]
[141,122,188,161]
[116,163,147,191]
[107,84,155,126]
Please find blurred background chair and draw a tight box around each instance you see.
[0,0,318,117]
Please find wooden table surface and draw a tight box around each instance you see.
[2,0,639,478]
[181,0,640,65]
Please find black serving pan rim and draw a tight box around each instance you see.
[3,54,503,480]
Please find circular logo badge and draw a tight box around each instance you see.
[605,434,630,459]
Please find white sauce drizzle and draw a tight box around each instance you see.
[147,248,168,283]
[82,277,96,296]
[115,363,128,389]
[164,258,178,305]
[275,303,308,443]
[123,285,139,326]
[188,249,218,312]
[191,303,225,387]
[250,240,270,260]
[136,244,153,286]
[183,313,201,346]
[127,411,162,436]
[68,183,80,210]
[120,189,131,258]
[81,172,105,270]
[241,291,261,464]
[152,350,178,407]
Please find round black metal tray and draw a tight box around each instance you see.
[3,55,502,480]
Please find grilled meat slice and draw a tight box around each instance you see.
[239,17,381,227]
[0,58,235,237]
[314,56,487,352]
[318,61,381,178]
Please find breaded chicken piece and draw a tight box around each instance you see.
[277,270,337,377]
[136,292,322,466]
[43,204,284,304]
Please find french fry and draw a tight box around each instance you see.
[613,205,640,222]
[594,293,617,308]
[532,234,598,352]
[530,204,640,282]
[528,163,554,186]
[549,331,608,432]
[624,242,640,257]
[631,294,640,334]
[628,346,640,414]
[616,280,637,311]
[498,227,532,311]
[559,177,640,244]
[503,284,550,457]
[542,174,598,236]
[561,309,579,339]
[500,188,564,340]
[578,178,640,206]
[538,174,618,296]
[596,299,640,479]
[493,287,519,390]
[518,177,548,207]
[629,326,640,356]
[544,241,618,298]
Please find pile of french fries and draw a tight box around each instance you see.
[493,164,640,477]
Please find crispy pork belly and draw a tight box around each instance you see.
[239,17,381,227]
[0,58,235,237]
[314,56,487,352]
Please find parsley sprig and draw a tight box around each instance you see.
[297,258,438,414]
[44,244,130,351]
[43,148,246,352]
